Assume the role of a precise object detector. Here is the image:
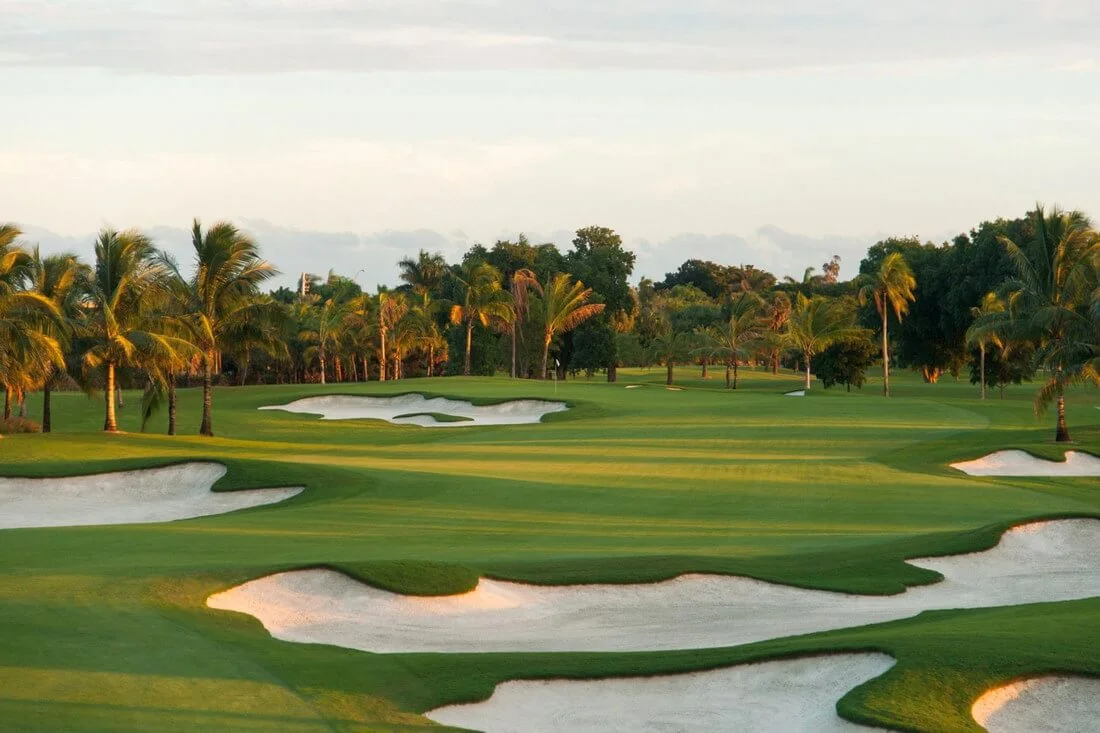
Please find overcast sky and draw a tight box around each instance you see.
[3,1,1098,289]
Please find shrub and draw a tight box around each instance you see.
[0,417,42,434]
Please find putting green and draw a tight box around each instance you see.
[0,369,1097,732]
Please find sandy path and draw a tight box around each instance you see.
[951,450,1100,476]
[0,463,302,530]
[207,519,1100,654]
[427,654,895,733]
[973,676,1100,732]
[260,394,567,427]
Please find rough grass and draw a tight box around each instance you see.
[0,368,1097,731]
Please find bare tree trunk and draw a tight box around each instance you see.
[881,309,890,397]
[511,326,517,379]
[701,360,708,379]
[1055,394,1071,442]
[725,362,731,390]
[464,322,473,376]
[42,385,52,433]
[607,363,617,382]
[319,353,327,385]
[2,388,9,420]
[362,354,370,382]
[168,377,177,436]
[733,360,739,389]
[379,328,387,381]
[199,360,214,436]
[428,345,435,377]
[804,351,812,389]
[979,344,986,400]
[116,384,125,408]
[772,350,779,375]
[104,362,118,432]
[666,362,674,385]
[18,393,26,418]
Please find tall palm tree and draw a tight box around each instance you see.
[508,268,541,378]
[408,304,446,377]
[398,250,448,307]
[784,294,865,390]
[300,298,352,385]
[993,205,1099,441]
[343,294,375,381]
[538,273,605,380]
[966,292,1007,401]
[449,261,511,376]
[80,229,180,432]
[699,295,765,389]
[27,248,90,432]
[376,289,407,381]
[764,292,792,375]
[859,252,917,397]
[167,220,278,436]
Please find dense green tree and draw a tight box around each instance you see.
[784,294,866,390]
[565,226,636,381]
[537,273,605,379]
[449,261,512,376]
[697,294,765,389]
[816,333,876,391]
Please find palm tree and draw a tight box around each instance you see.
[301,298,352,385]
[376,289,408,381]
[80,229,180,432]
[993,205,1099,442]
[538,273,605,380]
[699,295,765,389]
[966,292,1007,401]
[27,248,90,432]
[508,268,541,378]
[449,261,511,376]
[343,294,375,381]
[784,294,865,390]
[650,330,694,386]
[859,252,917,397]
[764,292,792,375]
[168,220,278,436]
[408,304,446,377]
[398,250,448,307]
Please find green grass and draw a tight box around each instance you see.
[0,368,1097,731]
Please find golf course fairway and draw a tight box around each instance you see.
[1,370,1097,732]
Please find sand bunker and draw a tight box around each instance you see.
[428,653,895,733]
[785,390,807,397]
[0,463,302,530]
[973,676,1100,732]
[951,450,1100,477]
[260,394,567,427]
[207,519,1100,654]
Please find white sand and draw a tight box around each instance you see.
[786,390,807,397]
[625,385,643,389]
[973,676,1100,732]
[951,450,1100,477]
[427,653,895,733]
[207,519,1100,654]
[259,394,567,427]
[0,463,302,530]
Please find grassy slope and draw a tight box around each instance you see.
[0,368,1097,732]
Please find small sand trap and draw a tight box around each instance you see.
[625,385,643,389]
[427,653,895,733]
[260,394,567,427]
[666,387,684,391]
[0,463,302,530]
[973,676,1100,732]
[951,450,1100,477]
[207,519,1100,654]
[785,390,807,397]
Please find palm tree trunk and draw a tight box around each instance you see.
[1055,394,1071,443]
[428,345,435,377]
[772,350,779,375]
[379,328,387,381]
[541,338,551,381]
[725,362,731,390]
[979,344,986,400]
[733,360,739,389]
[199,360,214,436]
[104,361,118,432]
[362,354,370,382]
[168,377,177,436]
[18,393,26,418]
[666,362,674,385]
[319,353,327,385]
[701,360,708,379]
[464,322,473,376]
[116,384,125,409]
[881,309,890,397]
[42,385,52,433]
[2,388,9,420]
[607,363,617,383]
[511,326,517,379]
[804,351,812,389]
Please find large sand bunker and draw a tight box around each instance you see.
[427,653,895,733]
[973,676,1100,732]
[951,450,1100,477]
[0,463,302,530]
[260,394,567,427]
[207,519,1100,654]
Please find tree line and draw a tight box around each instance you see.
[1,206,1096,441]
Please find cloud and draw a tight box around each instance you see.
[2,1,1098,73]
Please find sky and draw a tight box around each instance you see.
[2,1,1099,289]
